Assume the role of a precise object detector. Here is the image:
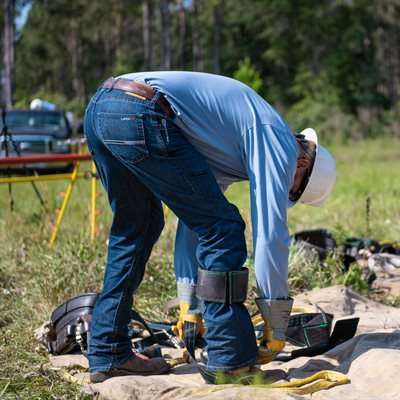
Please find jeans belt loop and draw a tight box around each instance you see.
[151,91,162,108]
[105,77,120,92]
[97,77,112,91]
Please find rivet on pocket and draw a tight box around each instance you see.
[161,119,169,143]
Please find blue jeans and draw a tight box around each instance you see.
[84,82,258,372]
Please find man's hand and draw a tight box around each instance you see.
[172,301,205,341]
[256,298,293,364]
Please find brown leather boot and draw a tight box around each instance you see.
[90,356,171,383]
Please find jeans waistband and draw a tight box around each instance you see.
[101,77,174,119]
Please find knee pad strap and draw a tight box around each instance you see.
[196,267,248,304]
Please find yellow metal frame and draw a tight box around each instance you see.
[0,153,98,247]
[50,158,83,247]
[0,172,85,184]
[49,158,98,247]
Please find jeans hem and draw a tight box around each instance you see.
[88,351,136,373]
[206,355,259,372]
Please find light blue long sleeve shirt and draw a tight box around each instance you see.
[120,71,299,299]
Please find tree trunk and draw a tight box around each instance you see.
[159,0,171,70]
[143,0,154,70]
[2,0,15,109]
[192,0,203,71]
[69,19,86,104]
[376,1,399,134]
[177,0,186,70]
[212,1,224,74]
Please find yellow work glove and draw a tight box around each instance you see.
[255,298,293,364]
[171,301,205,341]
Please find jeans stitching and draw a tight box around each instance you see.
[98,114,149,164]
[206,355,259,371]
[95,91,153,106]
[111,189,153,337]
[167,151,206,195]
[103,140,145,145]
[148,109,168,153]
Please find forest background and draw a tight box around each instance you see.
[2,0,399,140]
[0,1,399,397]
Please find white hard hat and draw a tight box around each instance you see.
[297,128,336,207]
[30,98,58,111]
[30,98,43,110]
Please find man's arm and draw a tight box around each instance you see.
[242,124,297,299]
[173,182,229,285]
[174,219,199,285]
[242,123,297,363]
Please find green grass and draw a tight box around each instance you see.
[0,137,399,398]
[225,137,400,241]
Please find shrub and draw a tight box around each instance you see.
[234,57,263,93]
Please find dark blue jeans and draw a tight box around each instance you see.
[84,83,258,372]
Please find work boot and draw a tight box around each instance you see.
[89,356,171,383]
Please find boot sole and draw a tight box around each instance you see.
[90,363,171,383]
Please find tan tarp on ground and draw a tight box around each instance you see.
[51,285,400,400]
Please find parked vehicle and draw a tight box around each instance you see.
[0,109,73,172]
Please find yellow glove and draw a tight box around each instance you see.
[172,301,205,341]
[255,298,293,364]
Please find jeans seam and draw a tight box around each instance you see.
[103,140,145,145]
[95,89,152,106]
[169,155,205,196]
[96,96,148,105]
[146,108,202,195]
[206,355,259,372]
[98,113,149,164]
[148,108,167,153]
[111,188,153,337]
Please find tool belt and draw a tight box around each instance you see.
[46,292,98,355]
[43,293,180,357]
[101,77,175,119]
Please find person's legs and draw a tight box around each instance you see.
[173,182,235,347]
[86,86,257,372]
[141,130,258,369]
[85,92,166,372]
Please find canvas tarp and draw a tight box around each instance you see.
[49,285,400,400]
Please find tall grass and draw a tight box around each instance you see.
[225,136,400,241]
[0,137,398,398]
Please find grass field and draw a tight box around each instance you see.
[0,137,399,398]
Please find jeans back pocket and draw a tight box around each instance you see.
[98,112,148,163]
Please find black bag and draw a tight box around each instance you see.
[45,293,172,357]
[286,312,333,348]
[47,292,98,355]
[289,316,359,359]
[292,228,400,271]
[253,310,359,361]
[292,229,337,261]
